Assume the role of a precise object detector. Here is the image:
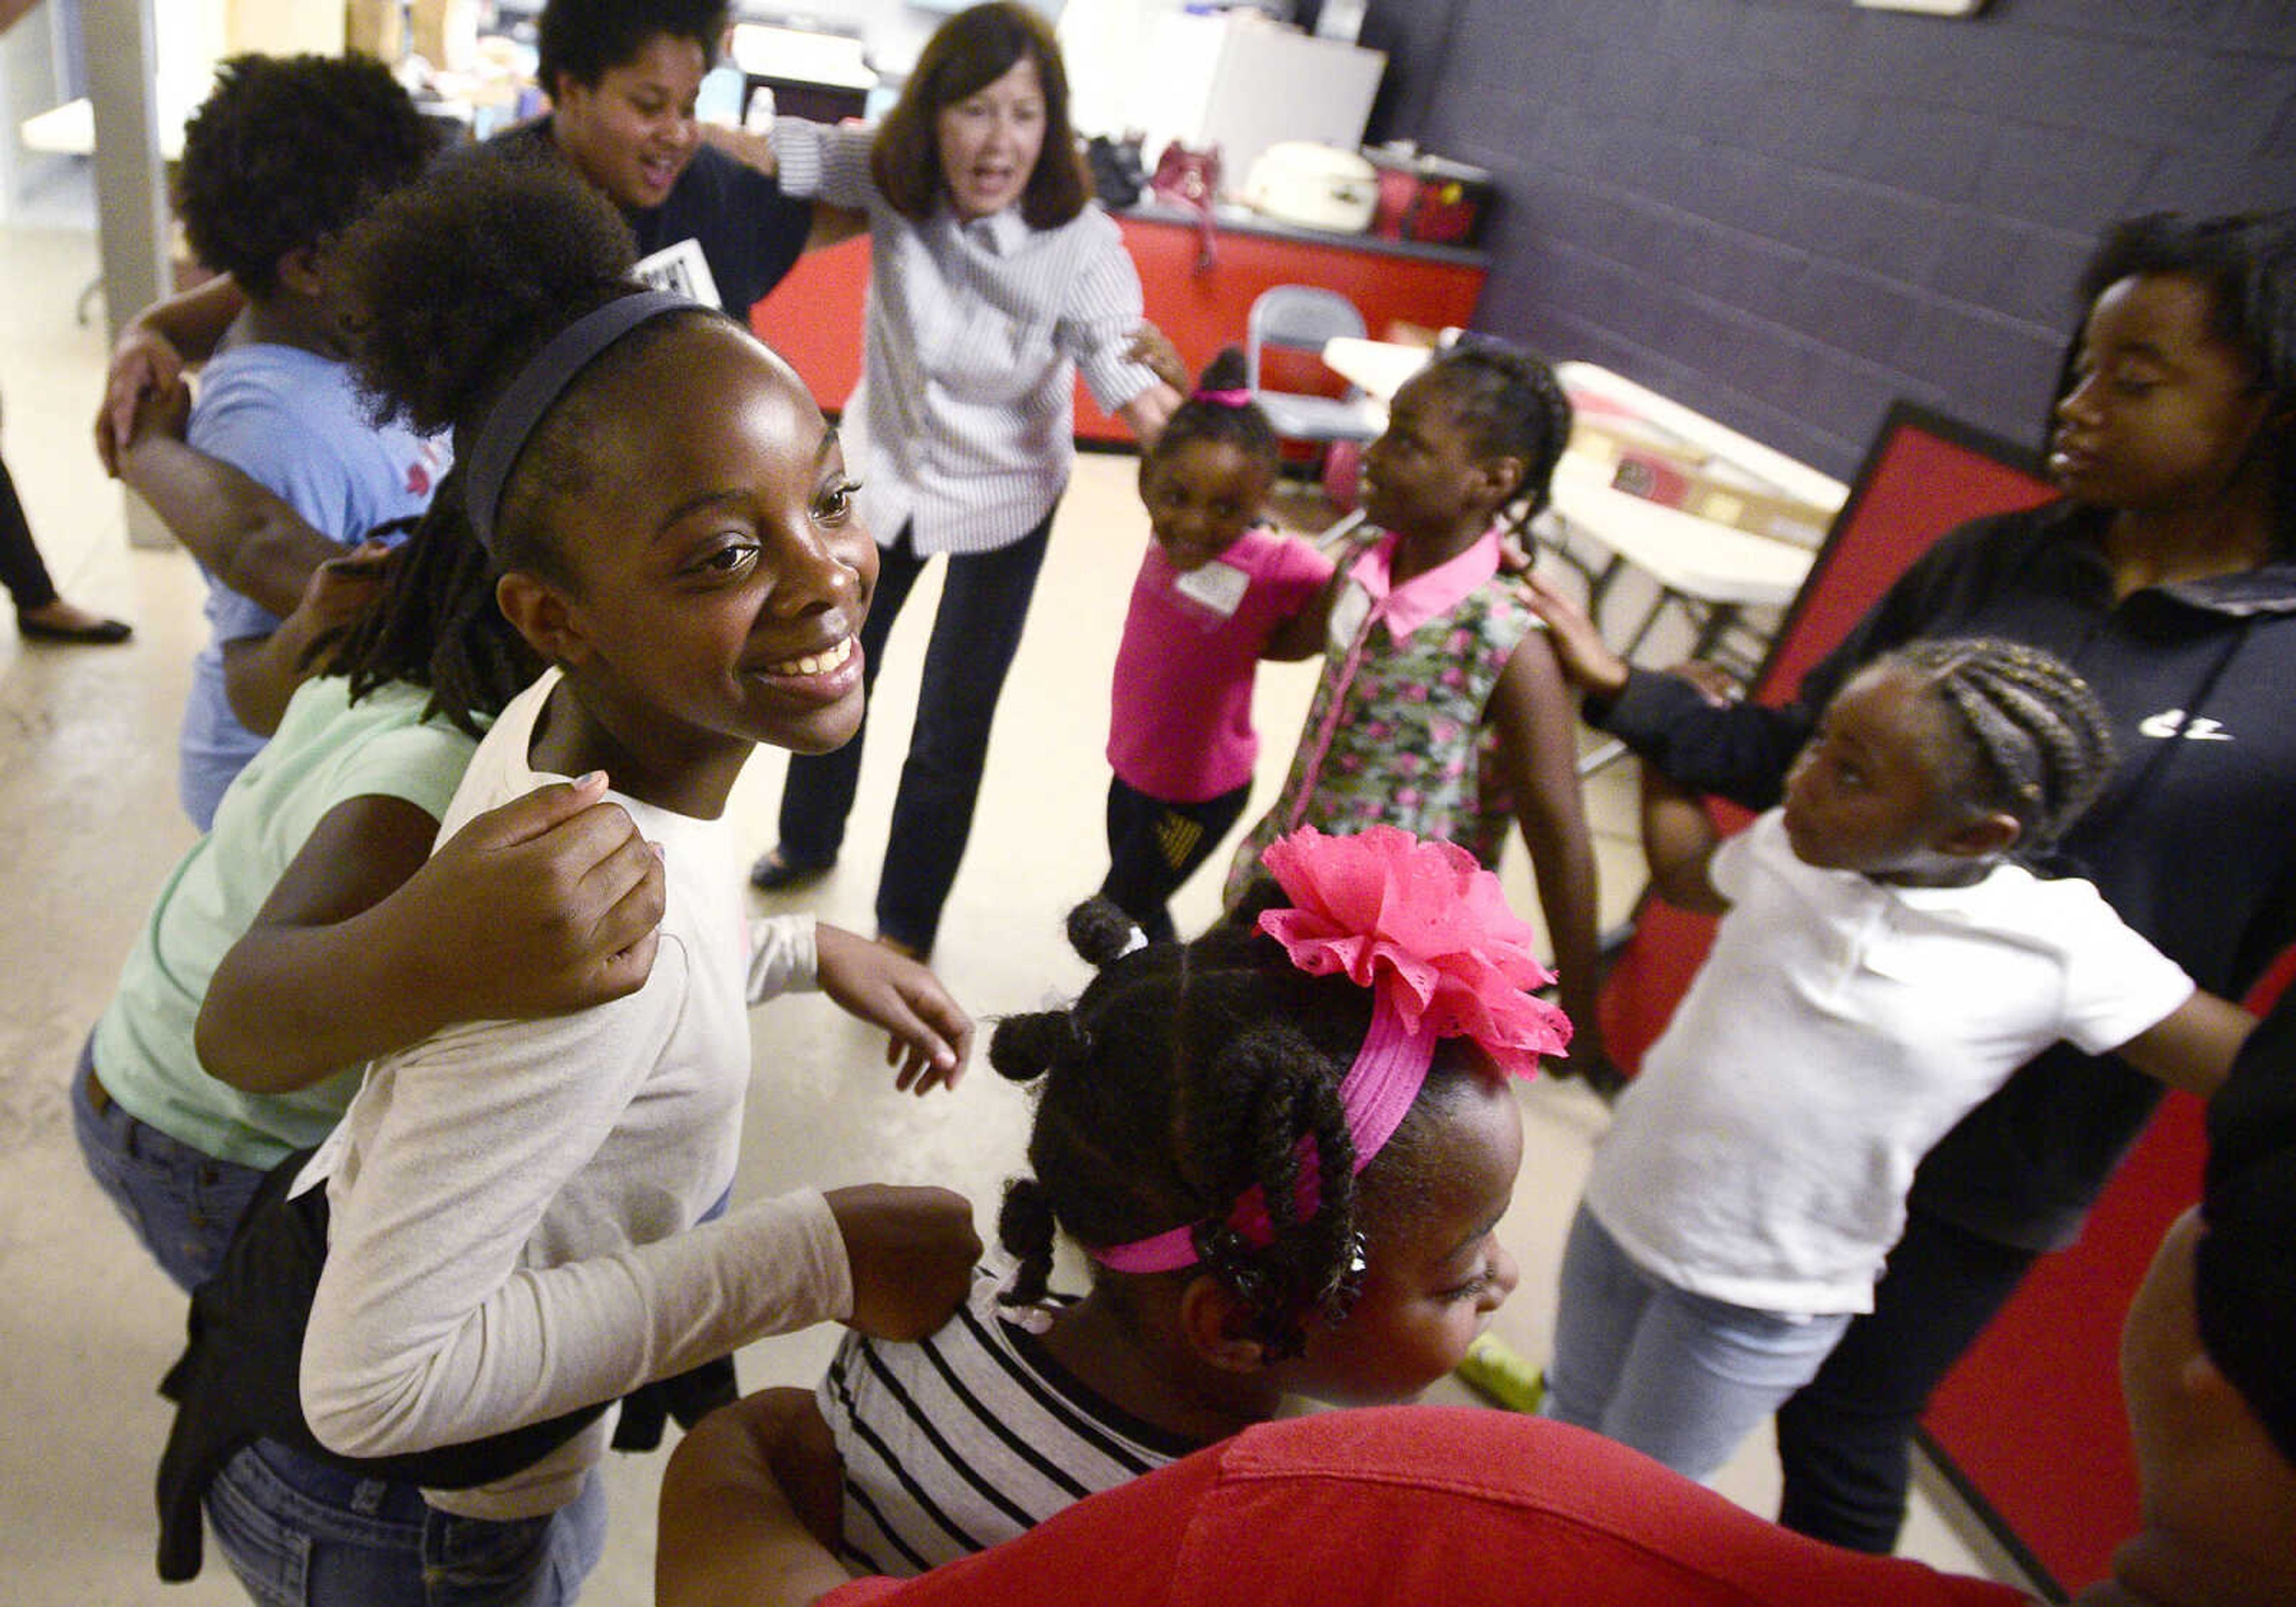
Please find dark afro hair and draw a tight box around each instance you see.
[175,53,439,300]
[537,0,727,93]
[332,154,641,445]
[328,154,716,712]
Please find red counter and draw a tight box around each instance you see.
[750,205,1488,444]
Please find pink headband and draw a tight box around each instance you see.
[1190,386,1254,408]
[1089,826,1572,1275]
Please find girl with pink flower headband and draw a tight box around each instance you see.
[1095,345,1335,942]
[740,825,1571,1579]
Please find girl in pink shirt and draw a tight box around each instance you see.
[1101,349,1333,940]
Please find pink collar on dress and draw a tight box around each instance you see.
[1351,527,1504,641]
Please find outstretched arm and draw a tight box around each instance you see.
[218,540,395,736]
[660,1389,853,1607]
[197,773,665,1091]
[96,274,248,473]
[2114,991,2258,1098]
[1491,630,1608,1078]
[1638,763,1730,915]
[1518,572,1631,699]
[692,123,867,252]
[811,924,975,1093]
[1115,380,1181,450]
[116,406,338,619]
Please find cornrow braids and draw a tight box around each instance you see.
[1149,347,1280,479]
[1883,637,2117,847]
[1421,337,1574,539]
[989,898,1472,1352]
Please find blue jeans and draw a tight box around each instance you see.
[207,1440,607,1607]
[70,1036,269,1293]
[1543,1203,1853,1483]
[1775,1205,2038,1551]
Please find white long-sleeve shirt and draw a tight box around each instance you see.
[296,670,853,1520]
[771,118,1159,555]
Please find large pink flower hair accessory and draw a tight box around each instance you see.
[1091,826,1571,1276]
[1259,824,1571,1079]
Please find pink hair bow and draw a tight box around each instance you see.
[1091,826,1570,1276]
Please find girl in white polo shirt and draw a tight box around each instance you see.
[1543,637,2255,1481]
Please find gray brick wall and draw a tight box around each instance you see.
[1361,0,2296,479]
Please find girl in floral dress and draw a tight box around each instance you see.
[1226,341,1610,1082]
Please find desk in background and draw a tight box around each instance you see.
[1320,338,1844,671]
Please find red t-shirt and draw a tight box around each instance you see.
[820,1407,2030,1606]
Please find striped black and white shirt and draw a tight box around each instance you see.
[816,1266,1198,1577]
[772,119,1161,556]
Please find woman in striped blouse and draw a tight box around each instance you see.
[742,2,1180,958]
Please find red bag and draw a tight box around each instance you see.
[1150,141,1222,273]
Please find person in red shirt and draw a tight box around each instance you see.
[659,989,2296,1607]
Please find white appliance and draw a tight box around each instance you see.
[1241,142,1378,233]
[1128,13,1385,202]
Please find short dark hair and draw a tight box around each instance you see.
[2065,209,2296,549]
[1418,338,1574,534]
[1147,347,1281,479]
[536,0,727,94]
[990,896,1481,1356]
[175,53,438,300]
[871,2,1088,230]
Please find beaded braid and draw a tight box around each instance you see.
[1149,347,1281,478]
[1421,338,1574,543]
[989,898,1454,1352]
[1885,637,2117,847]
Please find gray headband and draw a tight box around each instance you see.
[462,290,707,552]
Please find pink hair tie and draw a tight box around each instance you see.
[1190,387,1254,408]
[1089,826,1573,1275]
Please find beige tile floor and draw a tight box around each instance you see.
[0,210,2030,1603]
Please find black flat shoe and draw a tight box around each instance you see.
[750,847,833,891]
[17,609,132,644]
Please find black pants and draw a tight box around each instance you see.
[1098,774,1251,944]
[1773,1204,2039,1553]
[776,511,1054,953]
[0,452,59,612]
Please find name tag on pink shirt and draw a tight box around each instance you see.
[1173,558,1251,618]
[1327,580,1373,649]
